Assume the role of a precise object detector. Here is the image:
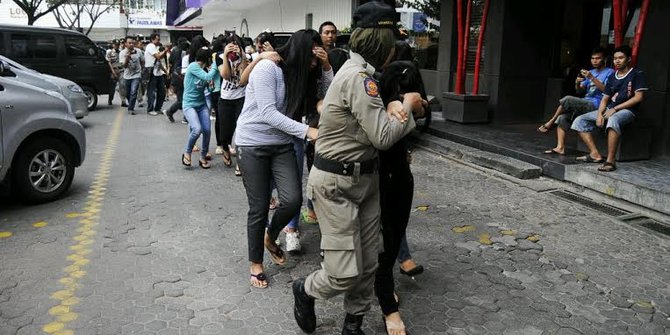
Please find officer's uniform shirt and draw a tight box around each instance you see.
[316,51,415,162]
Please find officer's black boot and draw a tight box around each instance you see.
[341,313,365,335]
[292,278,316,333]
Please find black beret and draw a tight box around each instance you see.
[353,1,401,36]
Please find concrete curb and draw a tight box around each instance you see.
[411,132,543,180]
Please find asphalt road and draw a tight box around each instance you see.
[1,100,669,335]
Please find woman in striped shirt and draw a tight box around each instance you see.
[234,30,320,288]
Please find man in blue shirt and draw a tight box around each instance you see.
[572,45,648,172]
[541,48,614,155]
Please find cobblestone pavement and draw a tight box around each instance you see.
[1,104,670,335]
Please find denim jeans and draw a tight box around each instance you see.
[571,109,636,135]
[183,104,211,158]
[125,77,141,111]
[147,74,166,112]
[237,144,302,263]
[396,235,412,263]
[285,136,305,230]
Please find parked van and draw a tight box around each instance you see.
[0,60,86,203]
[0,24,111,111]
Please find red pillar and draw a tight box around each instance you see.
[461,0,472,94]
[613,0,623,47]
[472,0,490,95]
[632,0,650,65]
[455,0,465,95]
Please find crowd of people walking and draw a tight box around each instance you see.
[105,2,430,334]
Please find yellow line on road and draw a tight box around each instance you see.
[43,110,124,334]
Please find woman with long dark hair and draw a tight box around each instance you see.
[375,60,429,335]
[181,48,218,168]
[234,29,319,289]
[216,33,249,175]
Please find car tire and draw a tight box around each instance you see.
[12,137,75,203]
[82,85,98,111]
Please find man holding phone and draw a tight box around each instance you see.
[539,47,614,156]
[119,36,144,115]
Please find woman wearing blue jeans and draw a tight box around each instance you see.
[181,48,218,169]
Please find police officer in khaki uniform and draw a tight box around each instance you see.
[292,2,427,334]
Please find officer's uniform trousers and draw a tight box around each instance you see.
[305,166,381,315]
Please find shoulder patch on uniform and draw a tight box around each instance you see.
[363,77,379,97]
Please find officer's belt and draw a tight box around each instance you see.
[314,155,377,176]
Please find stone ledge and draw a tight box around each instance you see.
[411,132,543,179]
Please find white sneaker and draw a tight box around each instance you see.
[285,231,301,253]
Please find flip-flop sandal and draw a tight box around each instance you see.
[199,159,211,169]
[181,153,191,166]
[222,153,233,167]
[576,155,604,163]
[265,242,286,265]
[204,153,212,161]
[301,211,318,225]
[382,316,406,335]
[598,162,617,172]
[543,148,564,155]
[235,167,242,176]
[250,273,268,288]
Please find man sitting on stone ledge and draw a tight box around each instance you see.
[540,47,613,155]
[571,45,648,172]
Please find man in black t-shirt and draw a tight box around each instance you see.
[572,45,648,172]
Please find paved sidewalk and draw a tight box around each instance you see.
[1,108,669,334]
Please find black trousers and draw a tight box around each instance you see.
[166,76,183,116]
[374,141,414,316]
[237,144,302,263]
[216,97,245,149]
[108,75,118,103]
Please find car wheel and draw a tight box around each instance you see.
[12,137,75,203]
[82,86,98,111]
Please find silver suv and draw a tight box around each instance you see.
[0,55,89,119]
[0,60,86,203]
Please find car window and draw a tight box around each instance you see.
[33,35,57,58]
[10,34,30,58]
[65,36,96,58]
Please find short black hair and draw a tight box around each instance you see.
[613,45,632,58]
[591,47,606,57]
[150,33,160,41]
[125,36,135,42]
[319,21,337,34]
[256,31,275,46]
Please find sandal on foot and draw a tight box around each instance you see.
[576,155,604,163]
[222,152,232,167]
[235,166,242,176]
[543,148,564,155]
[215,146,224,155]
[399,264,424,277]
[598,162,617,172]
[301,210,318,225]
[204,153,212,161]
[250,272,268,288]
[382,316,406,335]
[182,153,191,166]
[199,159,211,169]
[265,239,286,265]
